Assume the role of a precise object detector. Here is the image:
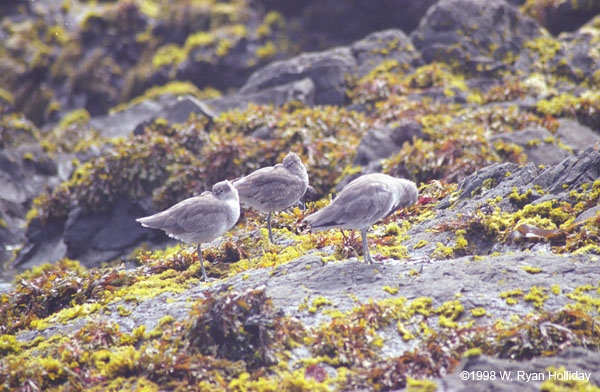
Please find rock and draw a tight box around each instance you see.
[239,47,355,106]
[533,146,600,193]
[206,78,315,114]
[0,145,61,264]
[154,95,216,125]
[438,347,600,391]
[554,16,600,83]
[11,218,67,271]
[411,0,542,75]
[408,147,600,257]
[63,198,166,267]
[489,126,573,166]
[260,0,438,50]
[554,118,600,153]
[88,99,164,139]
[350,29,422,78]
[522,0,600,35]
[354,120,424,167]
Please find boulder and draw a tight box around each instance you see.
[239,47,355,106]
[354,120,424,168]
[259,0,438,49]
[554,15,600,82]
[489,126,573,166]
[351,29,422,78]
[206,78,315,114]
[411,0,542,75]
[63,198,167,267]
[554,118,600,153]
[153,95,216,125]
[522,0,600,35]
[88,99,165,139]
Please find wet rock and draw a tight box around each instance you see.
[412,0,542,75]
[239,47,355,106]
[351,29,422,78]
[489,126,573,166]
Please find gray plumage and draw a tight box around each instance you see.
[304,173,418,263]
[136,180,240,280]
[234,151,309,243]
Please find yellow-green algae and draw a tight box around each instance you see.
[2,259,600,392]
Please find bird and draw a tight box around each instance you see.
[233,151,309,243]
[303,173,418,264]
[136,180,240,280]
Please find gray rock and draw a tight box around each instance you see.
[351,29,422,77]
[206,78,315,114]
[89,99,164,139]
[154,95,216,125]
[411,0,542,75]
[438,348,600,391]
[526,1,600,35]
[555,118,600,153]
[265,0,438,50]
[489,126,573,166]
[11,218,67,270]
[63,198,164,267]
[239,47,355,106]
[354,120,424,167]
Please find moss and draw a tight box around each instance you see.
[500,289,524,305]
[58,108,90,129]
[471,308,487,317]
[414,240,429,249]
[151,43,186,70]
[111,81,221,114]
[383,286,399,295]
[524,286,549,308]
[256,41,277,61]
[406,377,438,392]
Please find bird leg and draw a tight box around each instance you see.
[361,228,375,264]
[197,243,208,280]
[267,212,274,243]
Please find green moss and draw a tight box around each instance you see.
[58,108,90,129]
[500,289,524,305]
[0,86,14,104]
[151,44,186,70]
[256,41,277,61]
[521,266,543,274]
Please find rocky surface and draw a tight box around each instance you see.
[1,0,600,391]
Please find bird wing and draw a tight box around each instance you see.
[305,180,394,229]
[137,196,231,239]
[235,166,305,209]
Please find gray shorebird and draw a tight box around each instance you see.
[303,173,418,264]
[136,180,240,280]
[233,151,309,243]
